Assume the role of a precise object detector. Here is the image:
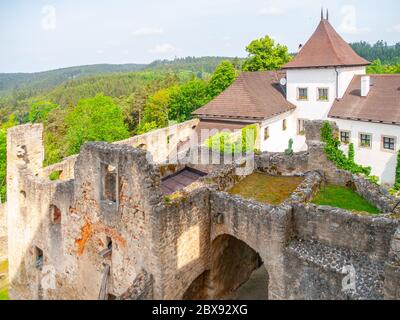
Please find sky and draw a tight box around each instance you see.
[0,0,399,73]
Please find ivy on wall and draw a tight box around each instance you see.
[320,121,378,183]
[394,151,400,190]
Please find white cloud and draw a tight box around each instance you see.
[149,43,176,53]
[388,24,400,33]
[259,6,284,16]
[133,26,164,36]
[96,49,104,55]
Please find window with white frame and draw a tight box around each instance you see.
[297,88,308,101]
[382,136,396,151]
[317,88,329,101]
[264,127,270,140]
[297,119,305,135]
[340,131,351,144]
[359,133,372,148]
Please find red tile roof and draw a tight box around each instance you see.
[283,20,370,69]
[192,71,296,120]
[328,75,400,124]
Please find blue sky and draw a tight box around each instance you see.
[0,0,399,73]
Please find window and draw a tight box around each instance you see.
[359,133,372,148]
[282,119,287,131]
[382,136,396,152]
[167,134,174,144]
[340,131,351,144]
[102,164,117,203]
[317,88,329,101]
[297,88,308,101]
[35,247,44,270]
[297,119,305,135]
[264,127,270,140]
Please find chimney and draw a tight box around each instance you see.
[361,76,370,97]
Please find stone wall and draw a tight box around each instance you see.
[6,119,400,300]
[0,203,6,261]
[39,155,78,181]
[116,119,199,164]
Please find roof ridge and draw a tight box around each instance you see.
[322,21,342,65]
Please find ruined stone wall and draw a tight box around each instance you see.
[39,155,78,181]
[6,119,400,301]
[209,191,292,299]
[292,204,398,260]
[116,119,199,164]
[0,204,6,261]
[151,187,211,299]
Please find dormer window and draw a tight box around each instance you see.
[318,88,329,101]
[297,88,308,101]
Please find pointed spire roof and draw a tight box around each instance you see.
[283,19,370,69]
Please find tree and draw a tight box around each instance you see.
[207,61,237,98]
[65,95,129,155]
[242,36,291,71]
[0,114,18,202]
[169,80,209,122]
[28,101,58,123]
[137,88,171,134]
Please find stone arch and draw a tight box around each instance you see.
[182,234,269,300]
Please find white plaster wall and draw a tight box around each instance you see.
[286,66,366,120]
[260,111,297,152]
[337,66,366,98]
[333,118,400,185]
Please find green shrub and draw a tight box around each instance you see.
[49,170,62,181]
[395,151,400,190]
[348,143,355,163]
[205,124,258,155]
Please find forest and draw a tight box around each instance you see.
[0,38,398,202]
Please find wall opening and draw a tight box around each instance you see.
[101,164,117,203]
[183,235,268,300]
[50,205,62,224]
[35,246,44,270]
[99,236,113,258]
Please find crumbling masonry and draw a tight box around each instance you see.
[5,120,400,300]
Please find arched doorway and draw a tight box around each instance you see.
[183,234,269,300]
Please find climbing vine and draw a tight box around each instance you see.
[394,151,400,190]
[320,121,377,182]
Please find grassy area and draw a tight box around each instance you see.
[0,259,8,300]
[228,173,303,205]
[312,185,380,214]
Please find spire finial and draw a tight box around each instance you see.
[321,7,324,20]
[326,9,329,21]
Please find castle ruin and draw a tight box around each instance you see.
[5,120,400,300]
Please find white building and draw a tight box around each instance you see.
[193,14,400,185]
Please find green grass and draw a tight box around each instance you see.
[228,173,303,205]
[0,259,8,300]
[312,185,380,214]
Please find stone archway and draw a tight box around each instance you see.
[183,234,269,300]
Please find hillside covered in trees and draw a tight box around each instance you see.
[0,38,398,202]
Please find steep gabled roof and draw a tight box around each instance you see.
[192,71,296,120]
[283,19,370,69]
[328,75,400,124]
